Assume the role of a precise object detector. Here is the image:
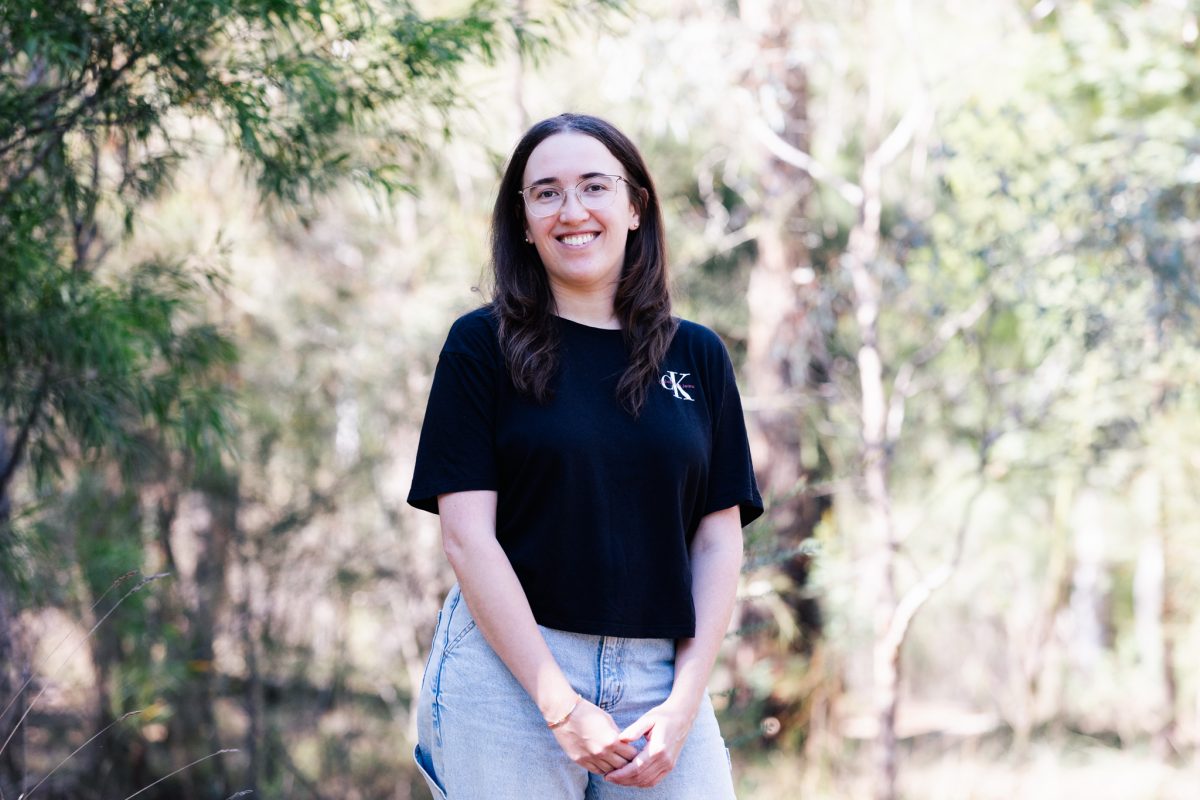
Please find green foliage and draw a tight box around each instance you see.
[0,0,509,203]
[0,0,523,529]
[0,2,624,796]
[1,259,235,484]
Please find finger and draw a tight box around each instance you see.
[609,747,672,786]
[604,755,646,783]
[610,740,639,760]
[635,762,670,788]
[597,753,629,774]
[642,768,668,788]
[618,712,656,743]
[611,767,661,789]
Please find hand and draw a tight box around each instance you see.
[550,698,640,776]
[604,697,698,788]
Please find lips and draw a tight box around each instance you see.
[557,232,598,247]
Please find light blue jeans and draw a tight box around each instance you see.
[414,585,737,799]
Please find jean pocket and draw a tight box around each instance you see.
[414,743,448,799]
[440,588,477,658]
[420,611,442,685]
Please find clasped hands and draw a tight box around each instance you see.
[549,696,697,789]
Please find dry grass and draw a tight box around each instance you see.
[735,740,1200,799]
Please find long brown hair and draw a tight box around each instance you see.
[489,113,676,417]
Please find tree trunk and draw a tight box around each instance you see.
[1016,473,1076,749]
[156,469,237,797]
[0,425,27,797]
[847,174,899,800]
[739,0,827,742]
[183,473,237,798]
[1067,490,1107,676]
[1140,480,1179,757]
[840,77,896,800]
[843,15,898,797]
[1146,281,1179,758]
[233,510,265,795]
[0,585,26,798]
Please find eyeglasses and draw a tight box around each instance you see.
[519,175,633,218]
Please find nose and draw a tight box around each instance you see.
[557,187,590,222]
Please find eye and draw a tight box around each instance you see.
[533,187,562,201]
[582,181,611,194]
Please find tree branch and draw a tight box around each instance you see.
[752,118,865,208]
[0,78,88,160]
[866,90,929,173]
[0,368,51,502]
[879,482,984,665]
[886,295,991,443]
[0,47,142,205]
[70,132,103,273]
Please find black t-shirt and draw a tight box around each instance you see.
[407,306,763,638]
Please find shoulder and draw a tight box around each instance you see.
[669,318,742,398]
[443,305,501,360]
[672,317,732,359]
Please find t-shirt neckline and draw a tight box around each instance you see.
[552,314,623,334]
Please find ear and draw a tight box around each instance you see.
[629,186,647,229]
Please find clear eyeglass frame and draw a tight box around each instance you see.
[519,174,633,218]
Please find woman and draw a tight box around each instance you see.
[407,113,762,799]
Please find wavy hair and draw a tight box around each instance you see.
[489,113,676,417]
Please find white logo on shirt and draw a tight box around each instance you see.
[660,371,695,402]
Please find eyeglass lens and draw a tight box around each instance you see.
[523,176,620,217]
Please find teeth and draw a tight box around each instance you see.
[560,233,597,246]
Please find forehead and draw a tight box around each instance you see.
[522,132,625,185]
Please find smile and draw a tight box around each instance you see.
[557,232,598,247]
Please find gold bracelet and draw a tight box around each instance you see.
[546,693,582,729]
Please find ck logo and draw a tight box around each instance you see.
[660,371,696,402]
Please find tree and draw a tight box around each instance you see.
[0,1,535,795]
[746,0,1200,796]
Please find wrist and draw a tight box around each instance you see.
[538,684,582,722]
[545,692,583,729]
[664,687,703,718]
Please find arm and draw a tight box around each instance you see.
[438,490,639,774]
[606,504,744,788]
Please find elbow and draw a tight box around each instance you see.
[692,508,744,561]
[691,532,743,573]
[436,491,498,572]
[441,525,471,571]
[440,520,497,573]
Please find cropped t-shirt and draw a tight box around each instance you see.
[407,306,763,638]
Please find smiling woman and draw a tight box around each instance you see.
[520,134,641,312]
[406,113,763,799]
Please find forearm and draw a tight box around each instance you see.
[439,492,578,721]
[670,506,743,712]
[605,507,743,788]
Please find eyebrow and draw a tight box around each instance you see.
[527,171,610,186]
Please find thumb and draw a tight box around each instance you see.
[619,711,656,743]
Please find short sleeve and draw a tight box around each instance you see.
[407,349,500,515]
[704,341,764,527]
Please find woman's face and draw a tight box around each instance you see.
[521,132,640,300]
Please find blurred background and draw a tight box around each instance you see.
[3,0,1200,798]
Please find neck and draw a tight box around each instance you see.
[549,283,620,329]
